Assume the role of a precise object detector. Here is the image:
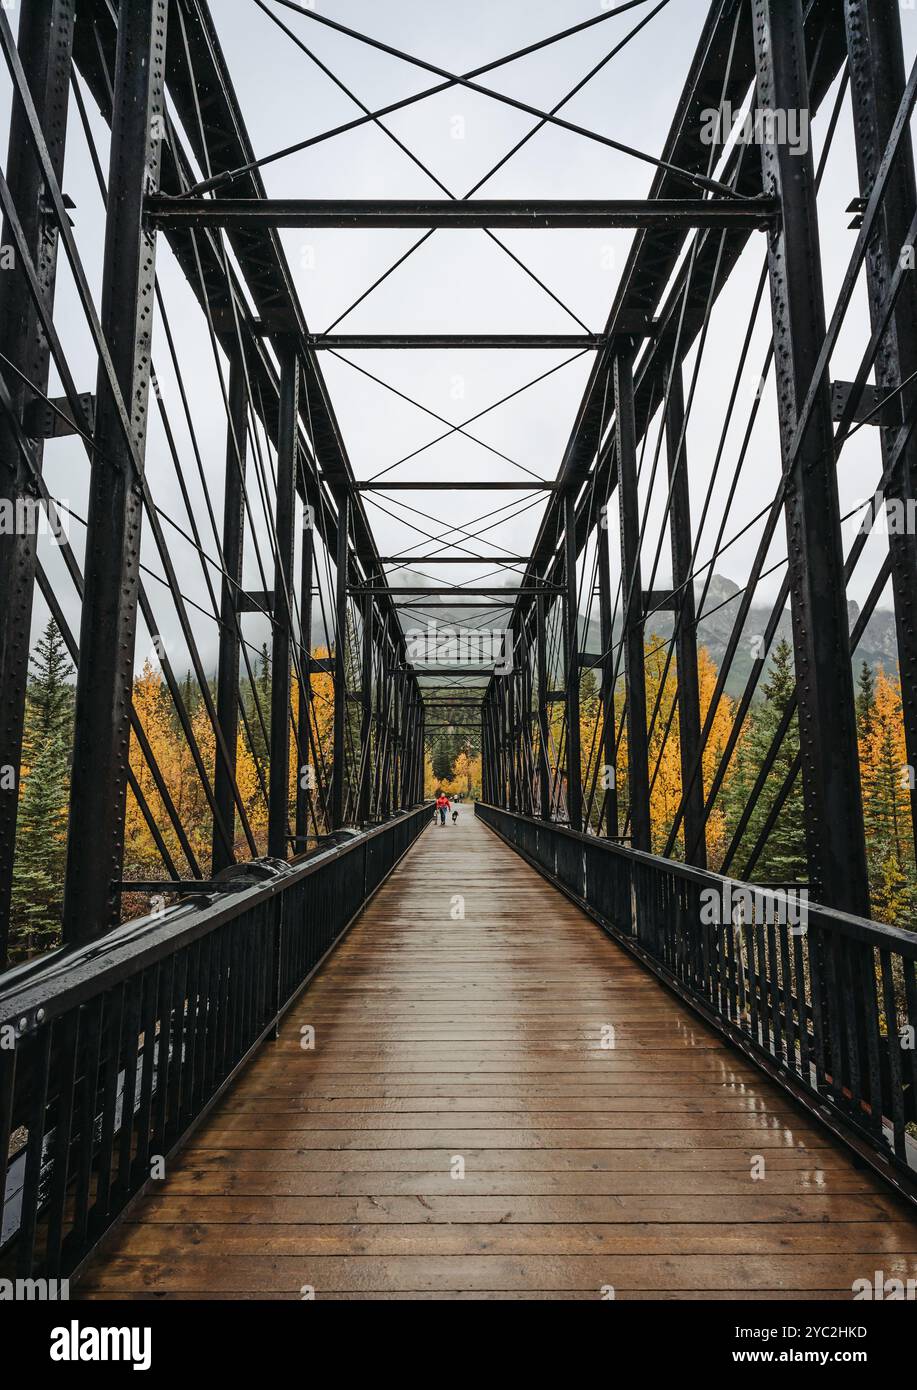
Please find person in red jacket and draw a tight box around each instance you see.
[435,792,450,826]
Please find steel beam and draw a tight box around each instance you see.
[396,601,515,611]
[305,335,624,350]
[351,481,553,491]
[536,594,551,820]
[844,0,917,867]
[596,522,618,838]
[268,353,299,859]
[664,364,706,868]
[378,556,529,565]
[212,357,248,873]
[331,491,349,829]
[63,0,169,942]
[615,352,651,852]
[753,0,869,915]
[357,587,373,825]
[146,196,778,230]
[408,668,498,678]
[295,510,314,845]
[0,0,75,966]
[361,587,557,597]
[563,492,583,831]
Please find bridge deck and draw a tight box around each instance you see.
[78,812,917,1300]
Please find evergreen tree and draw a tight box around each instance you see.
[24,617,73,749]
[258,643,271,700]
[9,620,74,960]
[855,659,875,739]
[722,637,807,882]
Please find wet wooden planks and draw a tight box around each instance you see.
[77,811,917,1300]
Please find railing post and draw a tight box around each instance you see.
[752,0,869,917]
[63,0,169,942]
[0,0,76,967]
[268,350,299,860]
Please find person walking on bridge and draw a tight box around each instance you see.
[435,792,450,826]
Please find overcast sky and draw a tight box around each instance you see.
[4,0,917,677]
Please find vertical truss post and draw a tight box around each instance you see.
[518,618,534,815]
[295,508,314,845]
[268,350,299,860]
[376,616,393,820]
[501,675,512,809]
[487,694,498,805]
[664,363,706,868]
[0,0,75,965]
[391,664,401,812]
[615,353,651,852]
[481,696,491,804]
[753,0,869,914]
[357,587,373,824]
[416,697,425,803]
[845,0,917,865]
[563,492,583,831]
[400,685,414,808]
[372,619,386,817]
[212,357,248,873]
[330,491,349,829]
[596,521,619,838]
[63,0,169,942]
[493,680,505,806]
[399,685,411,807]
[398,674,409,809]
[506,618,518,812]
[535,594,551,820]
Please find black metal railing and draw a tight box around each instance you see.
[0,803,432,1280]
[476,802,917,1200]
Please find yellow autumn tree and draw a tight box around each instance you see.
[857,665,915,923]
[125,661,270,889]
[604,638,737,858]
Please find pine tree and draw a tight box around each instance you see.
[24,617,73,750]
[722,637,807,882]
[856,660,875,739]
[9,620,74,960]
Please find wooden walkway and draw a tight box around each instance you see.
[78,810,917,1300]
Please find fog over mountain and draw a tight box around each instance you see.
[379,568,898,700]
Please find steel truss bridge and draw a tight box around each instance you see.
[2,0,917,1299]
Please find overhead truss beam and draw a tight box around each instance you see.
[146,196,779,231]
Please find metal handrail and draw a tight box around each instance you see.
[0,802,433,1280]
[476,802,917,1205]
